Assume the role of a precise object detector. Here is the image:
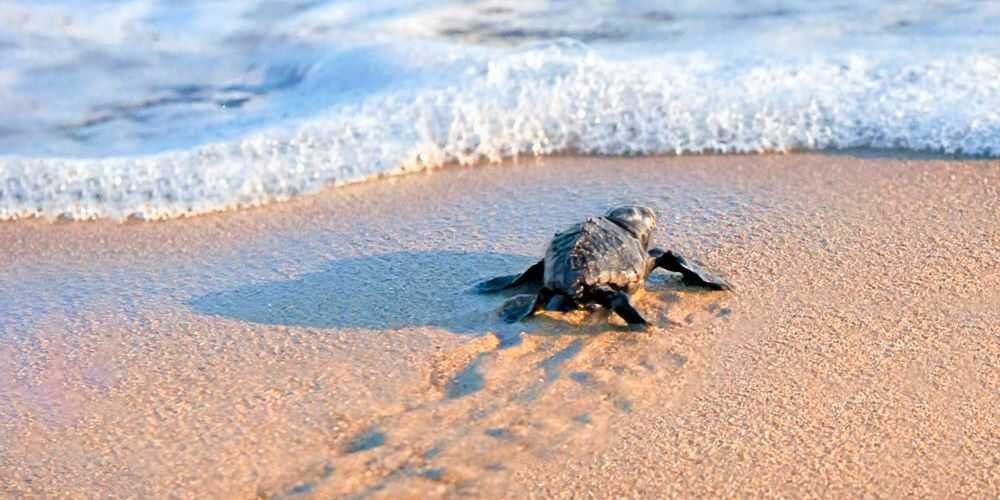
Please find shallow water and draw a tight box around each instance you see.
[2,1,1000,220]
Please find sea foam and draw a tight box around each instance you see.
[3,43,1000,221]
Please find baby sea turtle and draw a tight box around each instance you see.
[474,205,729,328]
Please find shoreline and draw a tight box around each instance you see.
[1,147,990,224]
[2,153,999,498]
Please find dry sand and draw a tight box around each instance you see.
[1,153,999,498]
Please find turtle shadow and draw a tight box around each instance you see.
[187,250,537,334]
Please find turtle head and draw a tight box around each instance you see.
[605,205,657,247]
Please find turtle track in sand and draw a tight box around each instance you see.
[262,275,733,499]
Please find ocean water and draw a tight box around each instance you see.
[2,1,1000,221]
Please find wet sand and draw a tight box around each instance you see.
[2,153,999,498]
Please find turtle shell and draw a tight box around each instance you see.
[543,216,650,297]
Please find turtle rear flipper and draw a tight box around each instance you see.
[498,288,553,323]
[473,259,544,293]
[545,294,577,312]
[653,249,731,291]
[592,285,648,328]
[498,295,537,323]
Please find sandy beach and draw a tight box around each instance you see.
[2,153,999,498]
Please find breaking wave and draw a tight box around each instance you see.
[3,42,1000,220]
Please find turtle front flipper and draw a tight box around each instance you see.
[592,286,647,328]
[652,249,731,291]
[473,259,544,293]
[498,288,553,323]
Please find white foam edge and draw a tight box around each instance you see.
[3,44,1000,221]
